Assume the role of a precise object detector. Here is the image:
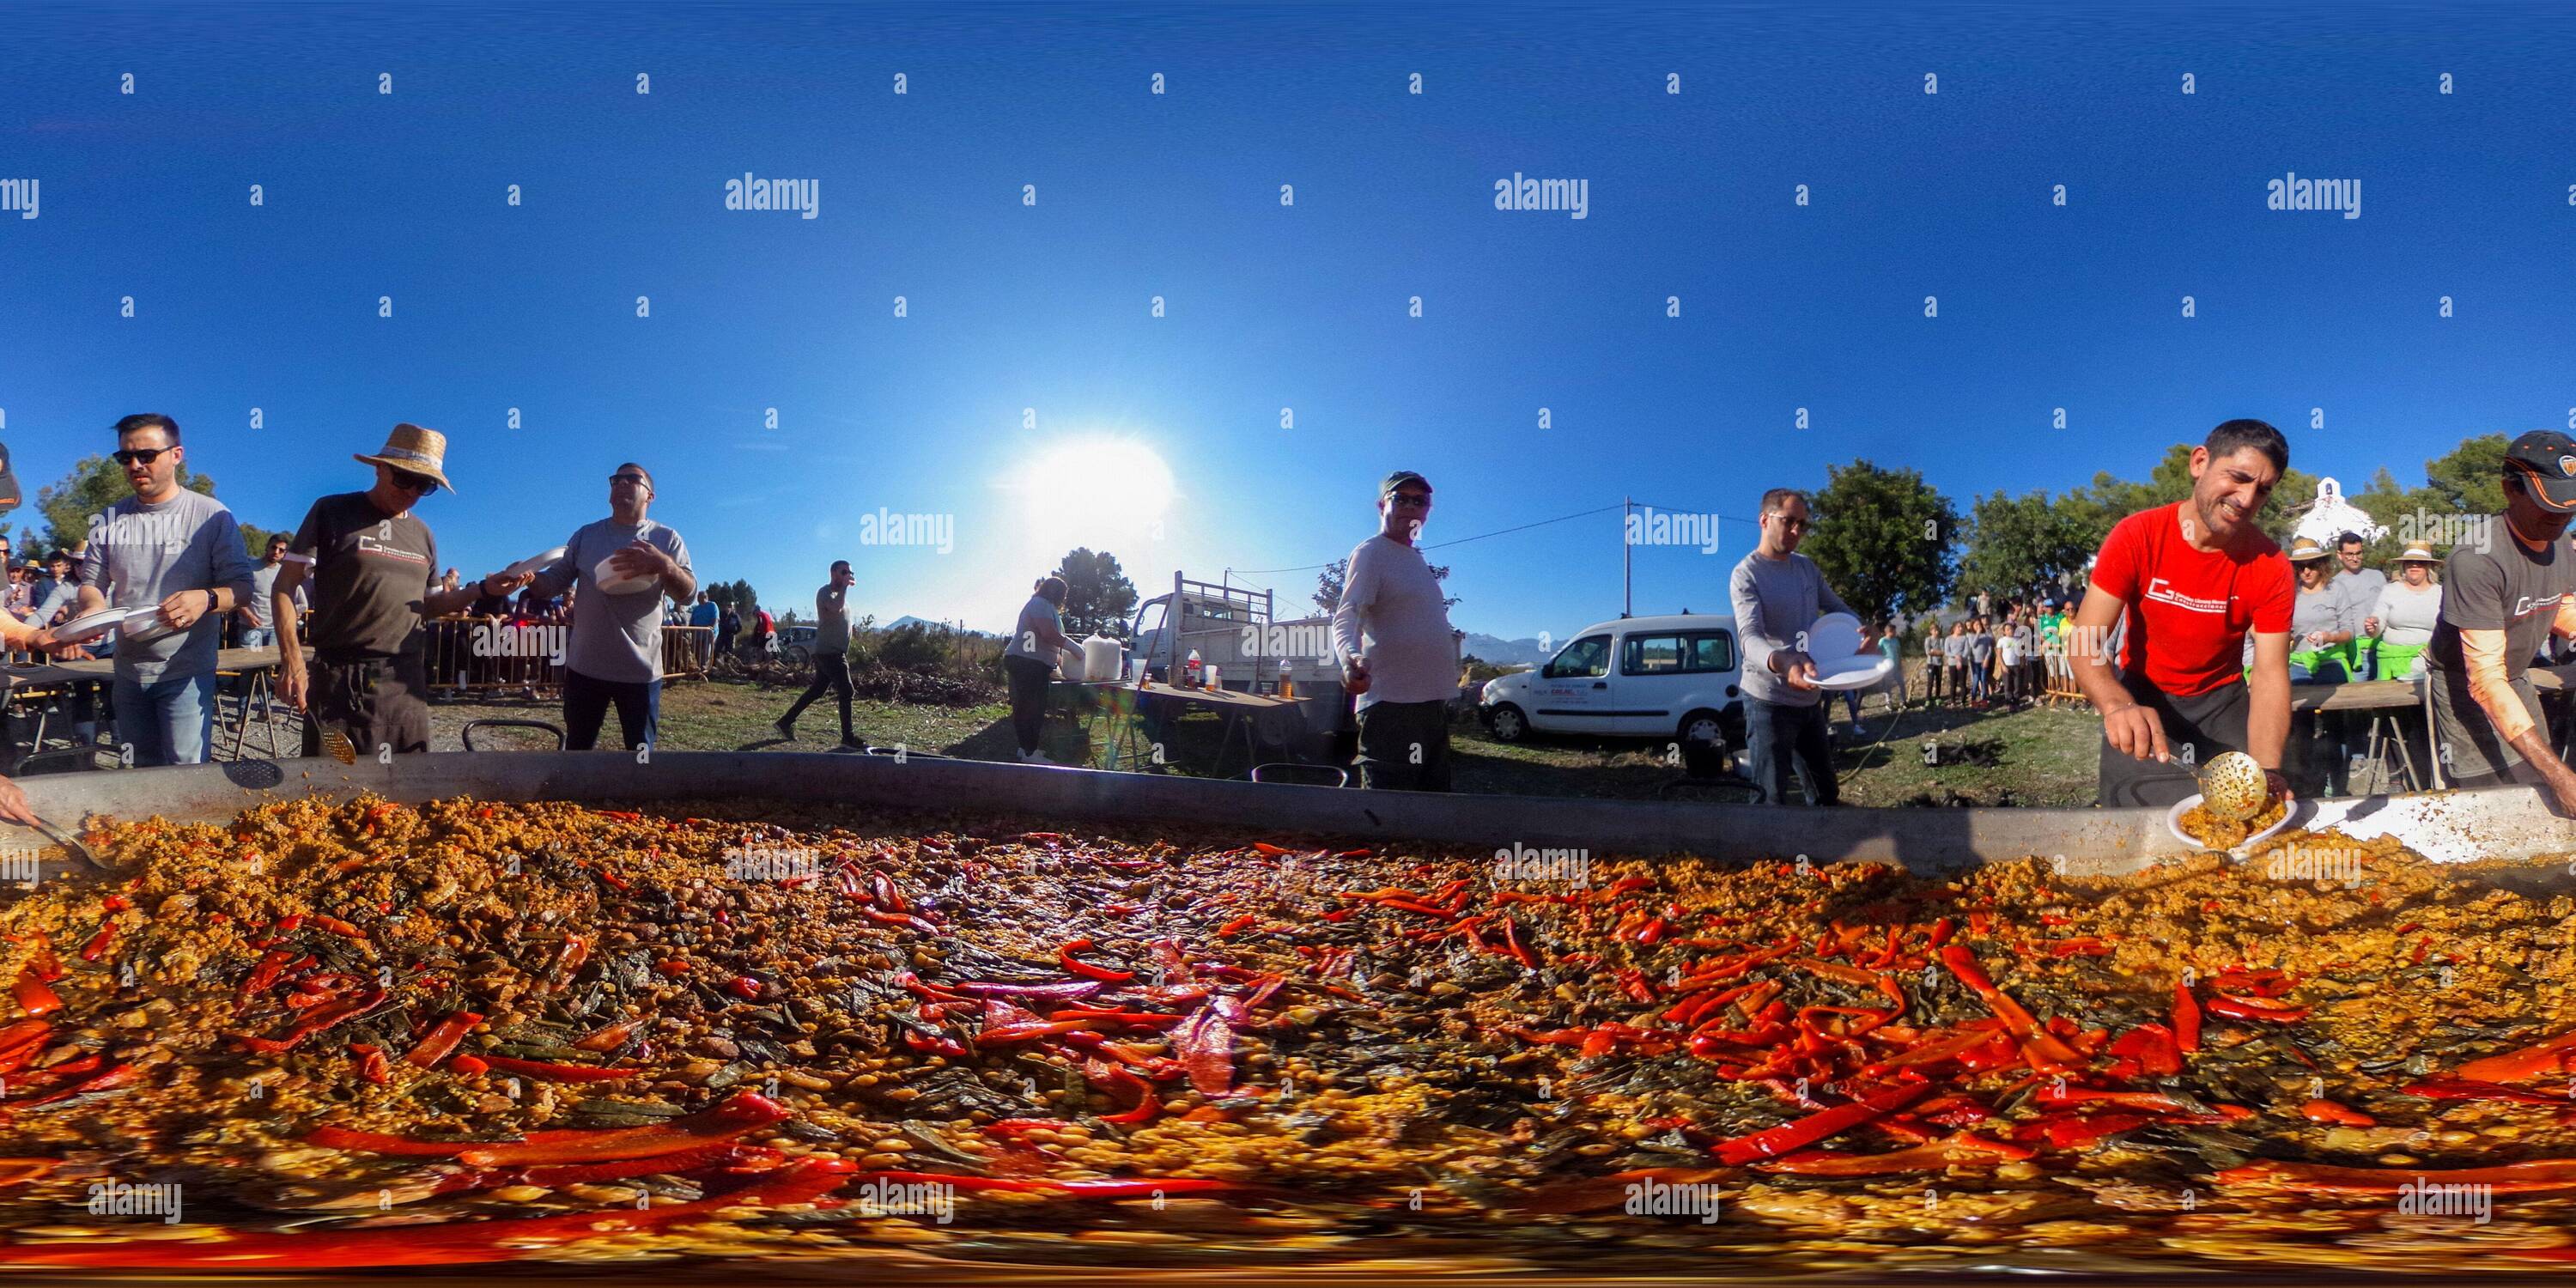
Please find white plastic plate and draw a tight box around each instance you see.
[2166,791,2297,853]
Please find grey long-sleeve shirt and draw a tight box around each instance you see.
[1728,550,1852,708]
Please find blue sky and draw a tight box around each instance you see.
[4,2,2573,642]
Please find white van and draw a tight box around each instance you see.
[1476,613,1745,748]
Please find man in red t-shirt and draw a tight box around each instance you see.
[2069,419,2297,807]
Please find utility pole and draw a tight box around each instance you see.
[1622,495,1633,618]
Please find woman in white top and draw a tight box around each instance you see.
[2363,542,2444,682]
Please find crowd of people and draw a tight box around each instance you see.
[8,414,2576,824]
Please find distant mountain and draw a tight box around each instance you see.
[1461,632,1551,666]
[883,614,995,638]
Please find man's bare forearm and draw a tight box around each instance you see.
[2245,670,2289,769]
[2508,728,2575,785]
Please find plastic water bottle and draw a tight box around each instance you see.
[1185,648,1203,688]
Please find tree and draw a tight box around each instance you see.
[1801,459,1959,623]
[29,452,286,559]
[1053,548,1139,637]
[1313,561,1345,616]
[1959,489,2093,605]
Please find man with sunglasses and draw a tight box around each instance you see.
[523,463,695,752]
[1331,471,1461,791]
[1729,488,1868,805]
[274,424,514,758]
[60,415,258,767]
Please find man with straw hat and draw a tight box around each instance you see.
[274,423,529,757]
[2424,430,2576,806]
[2361,540,2444,683]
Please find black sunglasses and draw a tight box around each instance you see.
[390,469,440,495]
[1387,491,1433,507]
[112,447,173,465]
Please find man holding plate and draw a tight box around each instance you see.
[521,463,696,752]
[276,425,527,757]
[1728,488,1875,806]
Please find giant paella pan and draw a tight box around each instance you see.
[0,752,2573,1282]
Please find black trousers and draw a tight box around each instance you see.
[564,668,659,752]
[1356,699,1454,792]
[783,653,855,740]
[1005,655,1053,754]
[303,655,431,758]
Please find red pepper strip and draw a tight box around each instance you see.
[520,1142,787,1187]
[1756,1130,2036,1175]
[451,1054,490,1076]
[7,1061,140,1109]
[2105,1024,2182,1079]
[2017,1110,2156,1150]
[313,914,368,939]
[1376,899,1455,920]
[2047,937,2111,957]
[572,1016,647,1052]
[862,908,940,934]
[404,1011,484,1068]
[1215,914,1256,938]
[726,975,763,1000]
[2204,995,2310,1023]
[461,1091,790,1167]
[981,1020,1097,1045]
[1173,996,1245,1096]
[952,980,1106,1002]
[2300,1098,2375,1126]
[2212,967,2292,997]
[2218,1158,2576,1194]
[234,986,392,1054]
[2403,1077,2573,1106]
[871,872,907,913]
[0,1020,52,1075]
[276,914,305,933]
[1938,945,2085,1066]
[10,969,62,1018]
[2173,980,2202,1053]
[1058,939,1137,983]
[1712,1084,1929,1165]
[1499,917,1540,970]
[240,949,295,995]
[306,1125,514,1157]
[0,1157,855,1270]
[351,1045,392,1085]
[1600,876,1655,897]
[477,1054,642,1083]
[1637,917,1671,946]
[1251,841,1295,856]
[1048,1009,1182,1029]
[1792,957,1884,987]
[2455,1029,2576,1084]
[0,1157,59,1187]
[79,923,117,963]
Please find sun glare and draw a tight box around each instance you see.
[1012,439,1176,540]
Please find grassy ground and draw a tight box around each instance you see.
[392,678,2106,808]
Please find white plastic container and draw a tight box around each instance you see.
[1058,649,1088,682]
[1082,635,1122,685]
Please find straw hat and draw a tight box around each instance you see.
[354,422,457,494]
[2286,536,2330,562]
[2395,540,2440,564]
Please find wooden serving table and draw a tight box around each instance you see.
[2280,664,2576,793]
[1052,677,1307,778]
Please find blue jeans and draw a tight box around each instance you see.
[239,627,272,648]
[564,668,660,751]
[112,670,219,767]
[1744,696,1838,805]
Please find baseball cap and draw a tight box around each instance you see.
[1380,471,1432,497]
[2504,429,2576,512]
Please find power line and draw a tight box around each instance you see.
[1226,500,1628,577]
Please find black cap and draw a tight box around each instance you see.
[1380,470,1432,497]
[2505,430,2576,513]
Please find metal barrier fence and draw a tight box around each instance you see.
[420,617,714,699]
